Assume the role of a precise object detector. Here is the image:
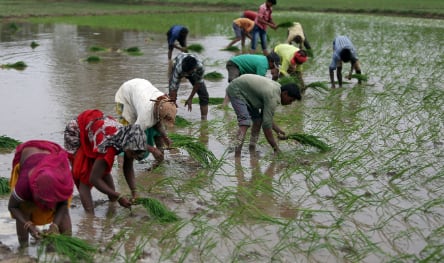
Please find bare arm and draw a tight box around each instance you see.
[263,127,280,154]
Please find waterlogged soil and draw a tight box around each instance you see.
[0,13,443,262]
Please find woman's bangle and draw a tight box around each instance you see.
[24,221,34,231]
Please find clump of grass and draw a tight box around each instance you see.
[169,133,217,167]
[204,71,223,81]
[191,97,224,105]
[86,56,100,62]
[89,45,108,52]
[125,46,143,56]
[30,41,39,49]
[38,234,96,263]
[187,43,204,53]
[0,177,10,195]
[0,135,21,153]
[350,73,368,82]
[1,61,27,70]
[175,115,192,128]
[286,133,331,152]
[276,21,294,28]
[135,197,180,223]
[220,46,240,52]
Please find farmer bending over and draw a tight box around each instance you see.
[329,35,362,88]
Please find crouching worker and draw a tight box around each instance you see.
[226,74,302,157]
[115,78,177,169]
[8,140,74,247]
[64,109,152,214]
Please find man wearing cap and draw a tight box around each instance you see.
[272,43,308,89]
[223,53,280,106]
[115,78,176,166]
[329,35,362,88]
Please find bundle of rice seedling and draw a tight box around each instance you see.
[220,46,240,52]
[30,41,39,49]
[39,234,96,263]
[191,97,224,105]
[89,45,108,52]
[175,115,192,128]
[0,177,10,195]
[125,46,143,56]
[286,133,331,152]
[350,74,368,82]
[1,61,27,70]
[0,135,20,153]
[187,43,204,53]
[276,21,294,28]
[204,71,224,81]
[134,197,179,223]
[278,75,301,86]
[86,56,100,63]
[169,133,217,167]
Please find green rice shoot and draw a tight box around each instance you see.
[220,46,240,52]
[89,45,108,52]
[276,21,294,28]
[187,43,204,53]
[175,115,192,128]
[30,41,39,48]
[0,177,10,195]
[286,133,331,152]
[0,135,21,153]
[169,133,217,167]
[125,46,143,55]
[39,234,96,263]
[1,61,27,70]
[351,73,368,82]
[135,197,180,223]
[86,56,100,62]
[191,97,224,105]
[203,71,224,81]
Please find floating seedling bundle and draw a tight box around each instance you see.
[169,133,217,167]
[187,43,204,53]
[204,71,224,81]
[276,21,294,28]
[135,197,179,223]
[220,46,240,52]
[350,73,368,82]
[1,61,27,70]
[38,234,96,263]
[0,177,10,195]
[285,133,331,152]
[191,97,224,105]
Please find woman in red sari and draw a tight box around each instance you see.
[64,109,156,214]
[8,140,74,247]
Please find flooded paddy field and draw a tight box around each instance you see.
[0,11,443,262]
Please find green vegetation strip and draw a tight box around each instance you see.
[0,177,10,195]
[135,197,180,222]
[39,234,96,263]
[169,133,217,167]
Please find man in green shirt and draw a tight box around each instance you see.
[223,53,280,106]
[226,74,302,157]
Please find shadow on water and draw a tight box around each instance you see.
[0,13,443,262]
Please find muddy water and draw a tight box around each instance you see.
[0,15,443,262]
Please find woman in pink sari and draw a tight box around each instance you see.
[8,140,74,247]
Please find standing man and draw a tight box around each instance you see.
[223,53,281,106]
[169,53,209,120]
[250,0,277,55]
[272,43,308,89]
[286,22,312,51]
[329,35,362,88]
[226,74,302,157]
[167,25,188,60]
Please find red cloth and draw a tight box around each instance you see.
[243,10,257,21]
[291,51,308,65]
[72,109,118,188]
[12,140,73,210]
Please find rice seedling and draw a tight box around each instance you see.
[276,21,294,28]
[0,135,20,153]
[0,177,10,195]
[134,197,180,223]
[1,61,27,70]
[38,234,96,263]
[220,46,240,52]
[124,46,143,55]
[86,56,100,62]
[203,71,224,81]
[187,43,204,53]
[191,97,224,105]
[175,115,192,128]
[30,41,39,48]
[350,73,368,82]
[89,45,108,52]
[169,133,217,167]
[285,133,331,152]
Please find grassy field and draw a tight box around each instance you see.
[0,0,443,19]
